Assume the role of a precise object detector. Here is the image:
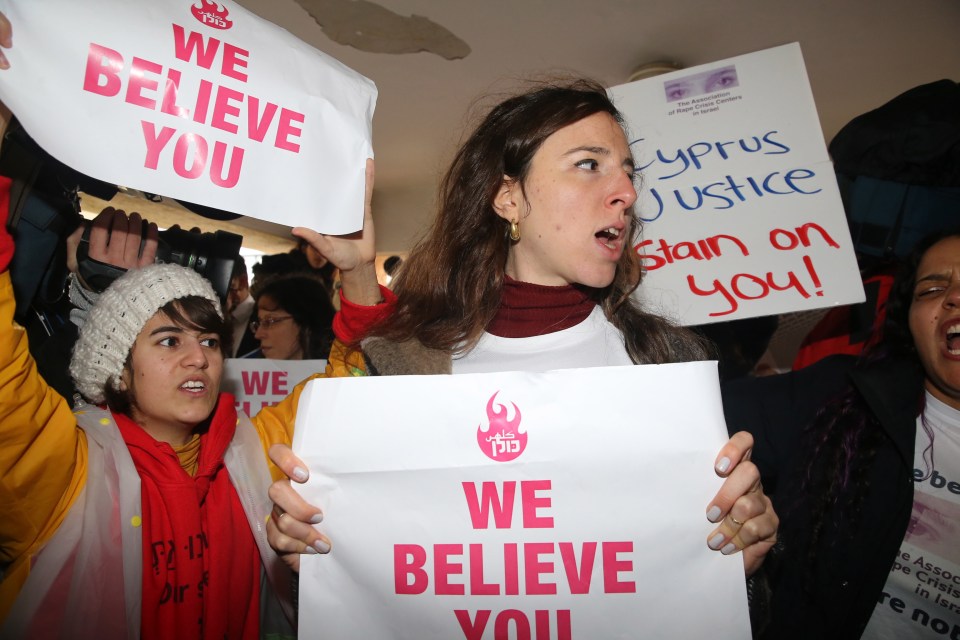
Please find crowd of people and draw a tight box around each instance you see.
[227,253,338,360]
[0,8,957,640]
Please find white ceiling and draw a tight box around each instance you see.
[209,0,960,254]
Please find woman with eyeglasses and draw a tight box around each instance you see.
[251,274,336,360]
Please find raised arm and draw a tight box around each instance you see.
[0,176,85,604]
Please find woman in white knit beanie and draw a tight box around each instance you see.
[0,258,315,638]
[69,263,228,428]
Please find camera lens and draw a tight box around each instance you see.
[156,228,243,302]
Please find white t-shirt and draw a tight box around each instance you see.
[452,306,632,374]
[862,392,960,639]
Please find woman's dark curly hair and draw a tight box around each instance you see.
[798,227,960,587]
[253,274,336,359]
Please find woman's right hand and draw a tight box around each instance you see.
[292,158,380,305]
[705,431,778,576]
[266,444,331,573]
[66,208,159,278]
[0,11,11,70]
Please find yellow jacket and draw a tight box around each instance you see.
[0,270,365,624]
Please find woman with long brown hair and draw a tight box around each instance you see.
[268,79,778,580]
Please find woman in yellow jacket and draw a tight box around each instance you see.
[0,12,373,635]
[0,184,363,638]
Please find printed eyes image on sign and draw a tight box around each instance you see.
[609,43,865,326]
[0,0,376,233]
[664,65,740,103]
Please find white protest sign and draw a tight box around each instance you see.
[293,362,750,639]
[0,0,376,233]
[222,358,324,417]
[610,43,864,325]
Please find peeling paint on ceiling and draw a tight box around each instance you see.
[292,0,470,60]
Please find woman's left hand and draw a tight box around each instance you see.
[292,158,379,305]
[705,431,778,576]
[0,11,11,70]
[266,444,331,573]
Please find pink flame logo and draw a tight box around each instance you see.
[191,0,233,30]
[476,391,527,462]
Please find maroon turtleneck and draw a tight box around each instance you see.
[486,276,597,338]
[333,277,599,344]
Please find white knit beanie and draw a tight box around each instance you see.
[70,263,223,404]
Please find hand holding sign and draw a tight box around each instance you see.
[0,11,10,69]
[0,10,11,156]
[267,443,331,572]
[707,431,778,576]
[269,429,777,577]
[293,158,382,306]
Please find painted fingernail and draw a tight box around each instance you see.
[715,457,731,474]
[708,533,725,550]
[310,512,324,524]
[314,539,331,554]
[292,466,309,482]
[304,545,318,554]
[721,543,737,555]
[706,505,722,523]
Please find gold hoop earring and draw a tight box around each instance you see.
[509,220,520,242]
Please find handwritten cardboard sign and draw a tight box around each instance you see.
[0,0,376,233]
[222,358,324,417]
[293,363,751,639]
[610,43,864,325]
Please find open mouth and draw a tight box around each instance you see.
[948,324,960,356]
[181,380,206,393]
[596,227,621,250]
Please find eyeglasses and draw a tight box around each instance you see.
[250,316,292,332]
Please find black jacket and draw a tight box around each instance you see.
[722,355,925,639]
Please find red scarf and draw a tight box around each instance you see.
[486,275,597,338]
[115,393,261,640]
